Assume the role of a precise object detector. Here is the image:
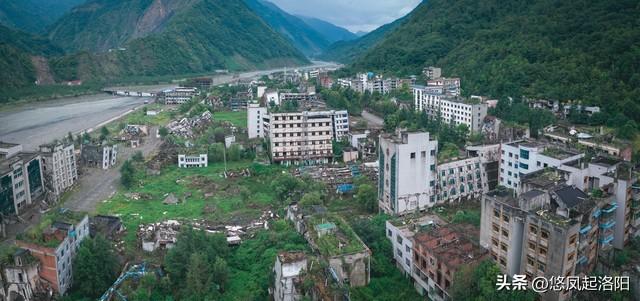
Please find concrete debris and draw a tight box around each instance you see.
[166,111,213,138]
[163,193,179,205]
[139,220,181,252]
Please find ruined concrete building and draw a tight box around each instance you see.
[80,144,117,169]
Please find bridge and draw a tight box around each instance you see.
[102,89,155,97]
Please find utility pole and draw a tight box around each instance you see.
[223,144,228,177]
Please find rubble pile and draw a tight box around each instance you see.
[166,111,212,138]
[138,220,180,252]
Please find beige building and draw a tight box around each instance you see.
[267,110,348,165]
[39,143,77,197]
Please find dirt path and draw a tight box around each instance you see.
[65,127,162,213]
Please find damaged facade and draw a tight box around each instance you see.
[80,144,117,169]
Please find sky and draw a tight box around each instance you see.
[269,0,422,33]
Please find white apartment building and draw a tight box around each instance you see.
[158,87,198,105]
[413,86,487,132]
[279,92,317,104]
[268,112,335,166]
[39,143,77,197]
[436,156,488,203]
[248,103,268,139]
[499,141,584,194]
[378,131,438,215]
[178,154,208,168]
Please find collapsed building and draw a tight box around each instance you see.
[166,111,212,139]
[80,144,117,169]
[287,203,371,288]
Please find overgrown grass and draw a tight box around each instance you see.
[214,111,247,127]
[96,161,286,255]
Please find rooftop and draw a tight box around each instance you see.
[307,214,368,257]
[591,156,621,168]
[278,251,307,264]
[17,209,87,248]
[553,185,588,209]
[413,226,487,270]
[0,152,39,175]
[505,140,543,149]
[541,147,580,160]
[534,209,578,227]
[522,168,568,190]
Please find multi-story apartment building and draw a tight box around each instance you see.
[426,77,461,96]
[413,86,487,132]
[499,140,583,193]
[436,156,487,204]
[158,87,199,105]
[379,131,496,215]
[557,157,638,249]
[279,92,317,104]
[268,111,342,165]
[378,131,438,215]
[0,143,45,216]
[412,226,488,301]
[385,214,445,277]
[480,168,618,301]
[0,248,46,300]
[16,213,90,295]
[248,103,268,139]
[39,143,77,197]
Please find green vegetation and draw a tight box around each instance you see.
[349,215,422,300]
[384,108,470,150]
[48,0,307,82]
[213,111,247,128]
[67,236,120,300]
[320,12,411,64]
[341,0,640,138]
[308,214,365,256]
[491,97,556,138]
[16,209,86,248]
[450,260,537,301]
[0,0,84,34]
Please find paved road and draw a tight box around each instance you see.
[361,110,385,128]
[0,94,150,150]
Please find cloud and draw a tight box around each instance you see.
[268,0,421,32]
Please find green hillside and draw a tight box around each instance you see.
[319,13,410,63]
[0,0,85,34]
[0,25,63,93]
[48,0,199,53]
[48,0,308,82]
[244,0,329,57]
[346,0,640,124]
[297,15,357,44]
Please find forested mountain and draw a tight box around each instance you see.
[319,13,411,64]
[0,25,63,93]
[0,0,85,34]
[243,0,330,56]
[345,0,640,124]
[296,16,357,44]
[4,0,307,86]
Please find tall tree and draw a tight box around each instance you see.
[71,236,120,299]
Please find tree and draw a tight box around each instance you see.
[158,127,169,138]
[450,260,537,301]
[300,191,323,206]
[70,236,120,299]
[355,184,377,213]
[185,252,213,299]
[100,126,110,137]
[211,257,228,292]
[120,160,135,189]
[132,151,144,162]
